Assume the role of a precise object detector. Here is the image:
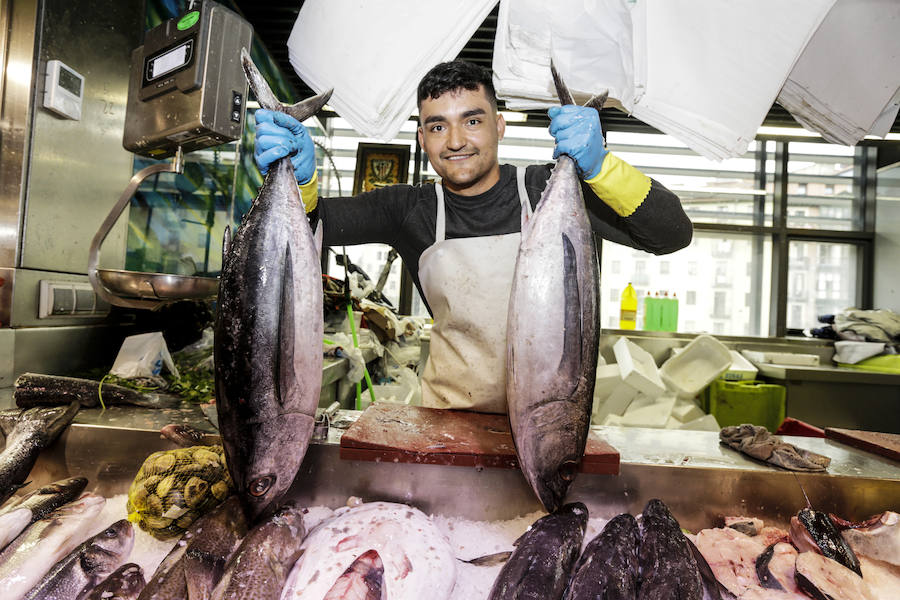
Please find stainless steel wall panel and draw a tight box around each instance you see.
[0,0,39,268]
[21,0,141,274]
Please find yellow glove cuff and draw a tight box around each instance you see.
[298,170,319,213]
[585,152,651,217]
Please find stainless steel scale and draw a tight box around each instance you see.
[89,0,252,309]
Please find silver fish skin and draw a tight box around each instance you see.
[23,519,134,600]
[210,503,305,600]
[506,67,599,512]
[488,502,588,600]
[0,403,79,505]
[214,48,331,520]
[0,477,88,522]
[0,508,31,552]
[138,495,247,600]
[0,493,106,600]
[84,564,146,600]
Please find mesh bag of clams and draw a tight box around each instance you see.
[127,445,233,539]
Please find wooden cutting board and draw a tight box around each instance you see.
[340,403,619,475]
[825,427,900,462]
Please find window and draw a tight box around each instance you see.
[686,291,696,305]
[688,261,698,275]
[610,288,620,302]
[660,261,670,275]
[611,260,621,274]
[787,241,858,330]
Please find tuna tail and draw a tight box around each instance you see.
[240,47,332,119]
[550,61,574,107]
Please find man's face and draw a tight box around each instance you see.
[417,85,506,197]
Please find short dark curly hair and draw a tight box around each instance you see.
[416,60,497,111]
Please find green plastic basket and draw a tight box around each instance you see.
[708,379,786,432]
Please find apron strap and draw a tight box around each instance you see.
[434,183,446,243]
[434,167,530,243]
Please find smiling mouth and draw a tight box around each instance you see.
[445,154,474,161]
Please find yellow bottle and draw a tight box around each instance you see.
[619,283,637,330]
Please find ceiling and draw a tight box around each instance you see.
[232,2,898,137]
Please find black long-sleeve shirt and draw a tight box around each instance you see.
[313,162,692,313]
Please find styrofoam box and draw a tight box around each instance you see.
[593,380,639,424]
[678,413,721,432]
[660,335,732,397]
[741,350,820,367]
[722,350,758,381]
[621,395,676,428]
[591,364,625,425]
[612,337,666,397]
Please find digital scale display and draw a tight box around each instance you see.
[146,39,194,81]
[57,65,82,97]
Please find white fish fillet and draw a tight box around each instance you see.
[0,508,31,551]
[280,502,456,600]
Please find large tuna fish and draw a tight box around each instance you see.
[506,65,600,512]
[215,48,332,520]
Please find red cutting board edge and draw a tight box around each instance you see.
[339,403,619,475]
[824,427,900,463]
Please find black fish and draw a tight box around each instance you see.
[793,507,861,576]
[0,403,79,505]
[489,503,588,600]
[637,499,703,600]
[563,513,639,600]
[215,49,331,520]
[160,424,208,447]
[14,373,180,409]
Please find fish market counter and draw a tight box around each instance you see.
[14,405,900,532]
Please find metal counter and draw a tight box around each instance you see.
[18,408,900,532]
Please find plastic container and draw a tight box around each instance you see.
[708,380,786,433]
[722,350,758,381]
[659,334,732,397]
[612,337,666,397]
[644,293,661,331]
[661,293,679,332]
[619,283,637,330]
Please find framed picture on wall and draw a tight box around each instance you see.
[352,143,411,195]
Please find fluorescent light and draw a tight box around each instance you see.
[756,125,821,138]
[501,111,529,123]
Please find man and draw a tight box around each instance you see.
[253,60,692,414]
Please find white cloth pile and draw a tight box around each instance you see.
[287,0,497,141]
[628,0,835,160]
[492,0,635,112]
[776,0,900,146]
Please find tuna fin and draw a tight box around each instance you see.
[283,89,333,124]
[276,245,298,408]
[583,91,609,113]
[550,61,574,107]
[222,225,232,257]
[313,222,323,263]
[557,233,582,391]
[240,48,332,120]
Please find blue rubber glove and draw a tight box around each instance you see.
[548,105,608,179]
[253,109,316,184]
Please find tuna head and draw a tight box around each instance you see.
[514,400,590,513]
[227,412,314,520]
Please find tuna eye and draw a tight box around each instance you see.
[249,475,275,497]
[104,527,117,537]
[559,461,578,482]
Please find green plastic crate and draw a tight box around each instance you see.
[708,379,786,432]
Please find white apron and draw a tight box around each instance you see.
[418,168,532,414]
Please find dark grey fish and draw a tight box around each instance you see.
[23,519,134,600]
[84,564,146,600]
[0,477,88,551]
[506,64,600,512]
[462,550,513,567]
[637,499,703,600]
[160,424,208,448]
[14,373,180,409]
[488,503,588,600]
[563,513,639,600]
[210,503,305,600]
[0,403,79,505]
[138,496,247,600]
[790,507,861,576]
[214,48,331,520]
